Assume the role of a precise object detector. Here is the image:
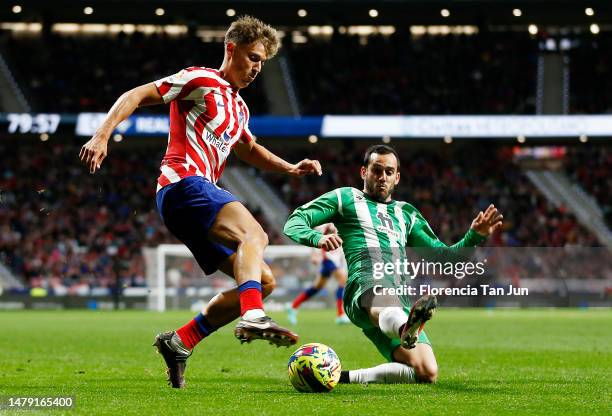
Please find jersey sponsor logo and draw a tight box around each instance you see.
[205,130,229,154]
[376,225,401,240]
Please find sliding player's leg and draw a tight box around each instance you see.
[392,343,438,383]
[340,343,437,384]
[207,201,298,346]
[339,286,437,384]
[287,269,328,325]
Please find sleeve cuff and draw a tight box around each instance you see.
[465,228,487,246]
[311,232,323,248]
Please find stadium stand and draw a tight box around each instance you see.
[0,140,281,292]
[565,145,612,227]
[1,29,542,116]
[287,31,538,115]
[1,31,269,114]
[568,33,612,114]
[4,30,611,117]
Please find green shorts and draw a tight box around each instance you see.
[344,282,431,362]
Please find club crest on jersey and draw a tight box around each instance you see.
[376,211,401,241]
[238,110,244,123]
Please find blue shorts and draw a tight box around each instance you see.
[156,176,238,275]
[320,259,338,278]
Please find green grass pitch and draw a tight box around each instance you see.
[0,308,610,415]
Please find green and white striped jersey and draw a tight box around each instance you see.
[283,187,485,291]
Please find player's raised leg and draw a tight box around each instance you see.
[154,258,277,388]
[198,257,277,329]
[374,294,437,350]
[209,201,298,346]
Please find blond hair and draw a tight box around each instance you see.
[225,16,281,58]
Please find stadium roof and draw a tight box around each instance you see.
[1,1,610,26]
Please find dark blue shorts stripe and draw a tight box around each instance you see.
[238,280,262,293]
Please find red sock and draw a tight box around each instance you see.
[292,287,319,309]
[335,286,345,316]
[238,281,264,316]
[176,313,217,350]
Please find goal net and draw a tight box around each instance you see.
[143,244,330,311]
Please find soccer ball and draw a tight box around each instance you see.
[287,343,341,393]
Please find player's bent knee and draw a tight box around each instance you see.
[238,225,269,249]
[253,229,269,248]
[415,362,438,384]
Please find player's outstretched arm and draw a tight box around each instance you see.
[408,204,503,249]
[79,82,163,174]
[233,141,322,176]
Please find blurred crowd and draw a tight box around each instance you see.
[565,145,612,227]
[0,141,279,294]
[1,31,268,114]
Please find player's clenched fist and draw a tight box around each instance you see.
[79,134,109,174]
[318,233,343,250]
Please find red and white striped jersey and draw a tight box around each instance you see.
[154,67,254,191]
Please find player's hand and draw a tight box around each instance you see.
[318,234,343,251]
[79,132,110,174]
[470,204,503,237]
[289,159,322,176]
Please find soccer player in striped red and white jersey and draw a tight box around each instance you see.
[79,16,322,388]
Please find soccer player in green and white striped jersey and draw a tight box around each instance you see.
[283,145,503,384]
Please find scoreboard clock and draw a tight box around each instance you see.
[6,113,61,134]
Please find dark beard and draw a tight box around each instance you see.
[364,182,393,202]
